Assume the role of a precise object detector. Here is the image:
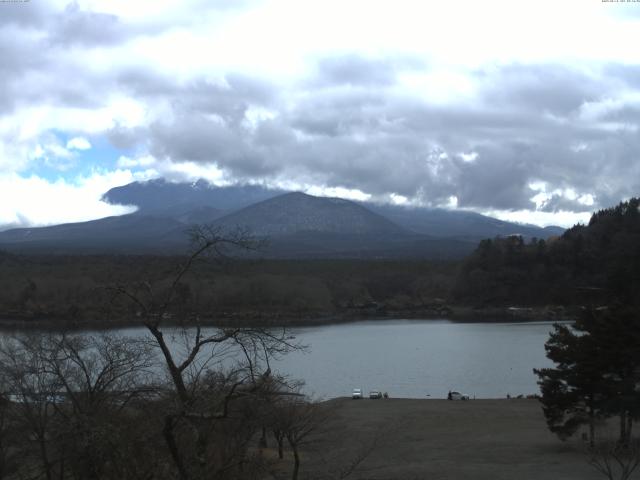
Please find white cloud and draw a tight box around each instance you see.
[116,154,156,168]
[66,137,92,150]
[459,152,478,163]
[578,193,595,206]
[486,209,592,229]
[157,160,230,185]
[0,171,141,229]
[389,193,409,205]
[306,185,371,202]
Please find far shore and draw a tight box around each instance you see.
[0,304,577,331]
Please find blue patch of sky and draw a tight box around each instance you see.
[22,130,136,182]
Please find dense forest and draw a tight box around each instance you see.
[0,253,458,326]
[453,198,640,308]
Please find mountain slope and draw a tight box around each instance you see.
[213,192,407,236]
[102,179,565,239]
[206,192,477,258]
[0,214,187,253]
[366,203,565,240]
[0,191,476,258]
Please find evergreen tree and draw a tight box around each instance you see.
[454,197,640,307]
[535,306,640,446]
[534,320,606,446]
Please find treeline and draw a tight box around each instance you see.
[453,197,640,307]
[0,254,458,325]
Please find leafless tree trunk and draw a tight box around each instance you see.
[109,225,300,480]
[289,442,301,480]
[0,333,156,480]
[273,428,285,459]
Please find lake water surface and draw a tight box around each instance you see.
[276,319,557,399]
[17,319,558,400]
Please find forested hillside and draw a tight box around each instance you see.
[453,198,640,307]
[0,254,458,326]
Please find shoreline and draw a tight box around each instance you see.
[0,304,576,331]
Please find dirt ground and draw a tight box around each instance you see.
[292,398,608,480]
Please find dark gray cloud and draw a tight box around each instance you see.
[314,54,396,87]
[107,125,147,150]
[105,58,640,214]
[0,3,135,115]
[290,90,387,136]
[604,64,640,87]
[477,64,604,116]
[0,2,51,28]
[48,3,131,46]
[0,28,51,112]
[3,2,640,218]
[116,68,177,97]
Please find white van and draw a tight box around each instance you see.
[449,391,470,400]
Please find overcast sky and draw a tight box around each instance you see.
[2,0,640,228]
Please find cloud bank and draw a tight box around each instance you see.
[2,0,640,228]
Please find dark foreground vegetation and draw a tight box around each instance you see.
[0,330,343,480]
[0,228,357,480]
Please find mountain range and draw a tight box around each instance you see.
[0,179,565,258]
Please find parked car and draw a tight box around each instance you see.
[369,391,382,399]
[352,388,363,399]
[448,391,470,400]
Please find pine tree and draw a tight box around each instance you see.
[534,321,606,446]
[535,306,640,446]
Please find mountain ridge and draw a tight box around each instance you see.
[0,179,566,258]
[212,191,408,237]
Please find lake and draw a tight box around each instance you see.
[276,319,557,399]
[8,319,558,399]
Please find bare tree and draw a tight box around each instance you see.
[268,398,327,480]
[42,334,155,480]
[0,335,63,480]
[109,225,300,480]
[0,333,158,480]
[587,439,640,480]
[0,392,18,479]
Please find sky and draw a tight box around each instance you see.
[2,0,640,229]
